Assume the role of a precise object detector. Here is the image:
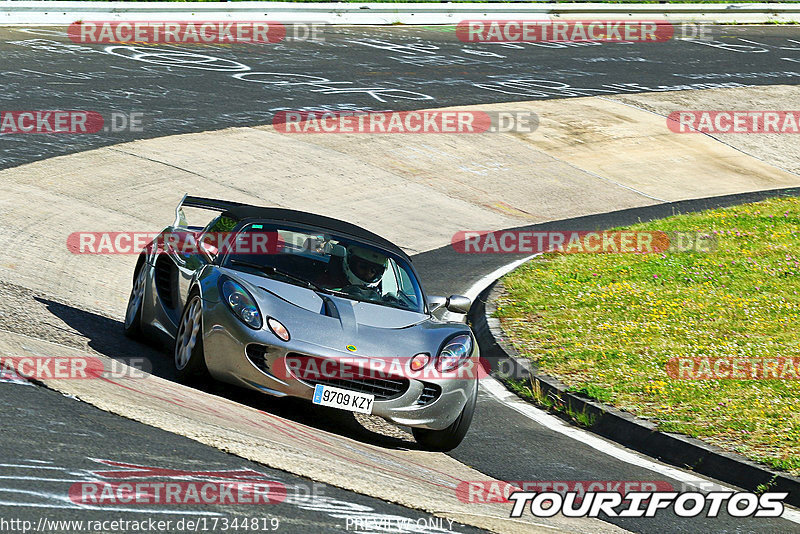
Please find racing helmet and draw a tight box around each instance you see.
[343,245,388,286]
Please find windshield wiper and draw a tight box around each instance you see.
[318,287,355,299]
[229,260,324,292]
[228,260,414,309]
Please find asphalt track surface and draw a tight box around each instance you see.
[2,24,800,169]
[2,23,800,533]
[0,379,485,534]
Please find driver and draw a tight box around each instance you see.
[341,245,388,297]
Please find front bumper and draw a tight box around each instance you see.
[201,299,476,431]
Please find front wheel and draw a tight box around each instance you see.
[413,383,478,452]
[174,291,210,383]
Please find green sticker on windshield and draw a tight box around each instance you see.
[252,224,263,229]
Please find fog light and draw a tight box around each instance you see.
[267,317,290,342]
[409,353,430,372]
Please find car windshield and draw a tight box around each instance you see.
[214,221,425,313]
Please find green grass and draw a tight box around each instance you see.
[496,195,800,475]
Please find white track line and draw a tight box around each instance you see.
[467,256,800,524]
[442,254,538,323]
[464,255,539,303]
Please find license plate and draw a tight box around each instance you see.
[312,384,374,414]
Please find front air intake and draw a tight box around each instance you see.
[286,353,409,401]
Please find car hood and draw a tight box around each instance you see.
[225,270,463,358]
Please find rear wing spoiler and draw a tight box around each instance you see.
[172,194,250,228]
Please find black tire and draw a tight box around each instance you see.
[413,382,478,452]
[123,261,147,340]
[174,290,211,384]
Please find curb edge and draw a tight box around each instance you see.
[469,247,800,509]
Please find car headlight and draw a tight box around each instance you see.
[436,334,473,372]
[221,279,262,329]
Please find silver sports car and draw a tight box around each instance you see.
[124,195,479,450]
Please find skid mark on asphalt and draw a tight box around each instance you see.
[0,379,497,533]
[0,459,221,515]
[0,457,483,533]
[0,329,623,533]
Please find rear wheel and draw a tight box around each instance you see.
[123,262,147,340]
[174,291,210,383]
[413,383,478,452]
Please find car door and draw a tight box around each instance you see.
[171,215,234,310]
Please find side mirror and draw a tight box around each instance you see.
[445,295,471,314]
[428,295,472,314]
